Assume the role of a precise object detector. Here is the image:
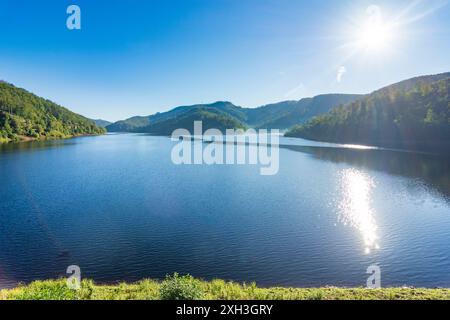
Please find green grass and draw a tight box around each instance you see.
[1,275,450,300]
[0,136,10,143]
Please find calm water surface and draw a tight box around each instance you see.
[0,134,449,288]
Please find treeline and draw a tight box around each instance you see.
[107,101,248,134]
[286,74,450,152]
[106,95,362,133]
[0,81,105,143]
[144,109,247,135]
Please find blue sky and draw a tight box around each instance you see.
[1,0,449,121]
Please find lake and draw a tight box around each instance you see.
[0,133,449,289]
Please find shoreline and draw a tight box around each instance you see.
[1,278,449,300]
[0,133,105,145]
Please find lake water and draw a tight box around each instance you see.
[0,134,449,289]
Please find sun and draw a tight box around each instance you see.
[356,6,393,53]
[357,19,393,53]
[358,21,391,51]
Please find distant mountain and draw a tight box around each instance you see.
[0,82,105,143]
[144,108,247,135]
[248,94,363,129]
[105,115,152,132]
[106,94,361,134]
[92,119,112,128]
[106,101,247,134]
[286,72,450,152]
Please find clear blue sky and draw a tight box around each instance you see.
[1,0,449,121]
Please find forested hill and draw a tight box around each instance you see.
[106,101,247,133]
[0,81,105,143]
[248,94,362,129]
[92,119,112,128]
[106,94,362,133]
[286,72,450,152]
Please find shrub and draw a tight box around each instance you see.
[11,280,77,300]
[159,273,204,300]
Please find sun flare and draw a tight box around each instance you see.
[355,5,394,53]
[358,20,392,51]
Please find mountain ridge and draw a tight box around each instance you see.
[106,94,363,133]
[0,82,105,143]
[92,119,112,128]
[286,72,450,152]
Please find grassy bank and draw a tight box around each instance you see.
[1,275,449,300]
[0,133,106,145]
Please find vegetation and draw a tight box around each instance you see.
[1,276,450,300]
[0,81,105,143]
[106,101,246,133]
[145,109,247,135]
[248,94,363,129]
[159,273,204,300]
[286,73,450,152]
[105,95,362,133]
[107,102,247,135]
[106,115,153,132]
[92,119,112,128]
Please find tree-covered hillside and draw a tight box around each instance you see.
[105,115,152,132]
[286,73,450,152]
[144,109,247,135]
[0,81,105,143]
[106,101,248,133]
[250,94,363,129]
[92,119,112,128]
[106,95,361,134]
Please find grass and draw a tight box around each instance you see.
[0,136,11,143]
[1,275,450,300]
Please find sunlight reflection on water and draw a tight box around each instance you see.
[338,168,380,254]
